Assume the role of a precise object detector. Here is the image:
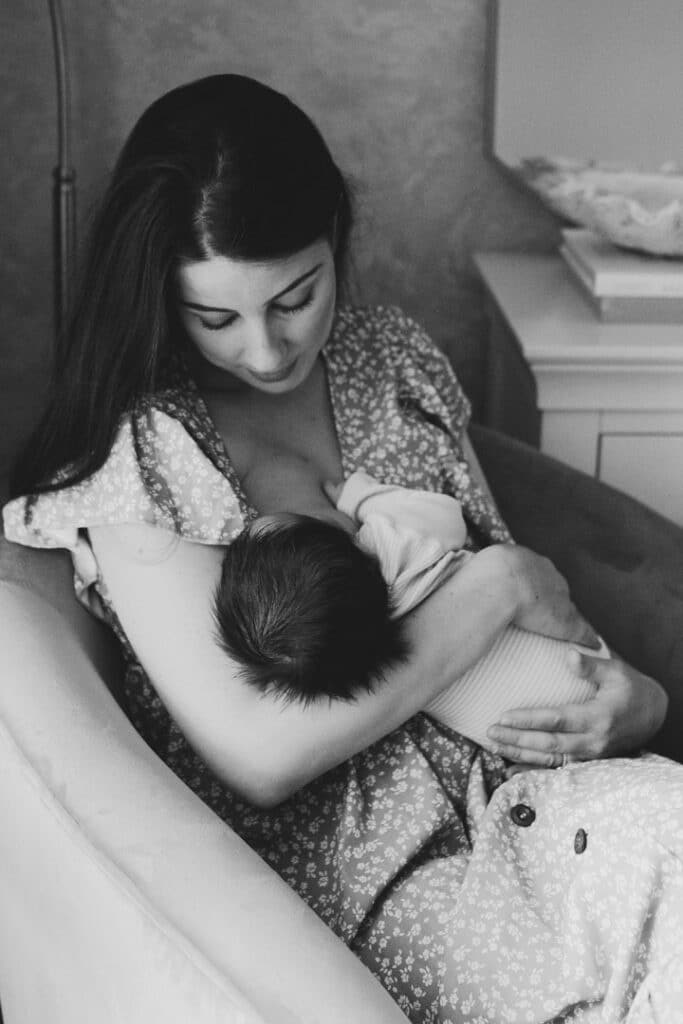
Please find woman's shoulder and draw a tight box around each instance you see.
[330,304,449,369]
[331,304,462,388]
[332,303,432,345]
[3,404,244,553]
[328,304,471,447]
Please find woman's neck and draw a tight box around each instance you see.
[193,352,327,409]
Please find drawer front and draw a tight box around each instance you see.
[598,433,683,526]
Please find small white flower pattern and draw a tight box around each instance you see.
[4,306,683,1022]
[3,408,244,615]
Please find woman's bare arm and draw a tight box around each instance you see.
[89,523,584,807]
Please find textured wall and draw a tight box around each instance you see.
[1,0,558,477]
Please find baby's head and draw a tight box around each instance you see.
[213,512,409,704]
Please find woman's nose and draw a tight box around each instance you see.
[243,318,286,372]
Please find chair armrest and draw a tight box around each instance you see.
[0,583,409,1024]
[0,534,123,701]
[470,424,683,762]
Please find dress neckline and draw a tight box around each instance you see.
[172,314,348,522]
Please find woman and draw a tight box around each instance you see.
[4,75,679,1022]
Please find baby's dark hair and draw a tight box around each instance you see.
[213,515,410,704]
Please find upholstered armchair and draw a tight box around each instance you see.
[1,426,682,1023]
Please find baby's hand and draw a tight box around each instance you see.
[322,480,343,505]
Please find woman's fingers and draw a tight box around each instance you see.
[487,651,612,761]
[566,646,612,679]
[487,653,669,765]
[485,647,607,764]
[589,656,668,752]
[487,704,594,765]
[492,705,588,736]
[488,740,573,768]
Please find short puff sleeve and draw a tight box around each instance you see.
[2,409,244,615]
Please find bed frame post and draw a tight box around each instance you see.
[47,0,76,338]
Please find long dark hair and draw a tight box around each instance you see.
[12,74,354,497]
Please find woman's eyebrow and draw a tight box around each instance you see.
[181,262,323,313]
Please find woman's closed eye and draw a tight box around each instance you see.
[274,289,315,317]
[198,290,315,332]
[198,313,239,332]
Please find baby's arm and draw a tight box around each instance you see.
[329,473,468,553]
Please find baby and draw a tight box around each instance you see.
[213,469,608,751]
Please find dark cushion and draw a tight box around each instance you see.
[470,424,683,763]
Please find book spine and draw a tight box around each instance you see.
[562,248,683,322]
[596,295,683,323]
[561,233,683,296]
[560,234,597,284]
[592,272,683,298]
[560,244,596,293]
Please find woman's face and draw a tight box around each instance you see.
[176,239,336,394]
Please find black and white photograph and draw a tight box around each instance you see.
[1,2,683,1021]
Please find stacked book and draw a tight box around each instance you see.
[560,228,683,323]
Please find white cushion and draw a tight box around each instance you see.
[0,581,407,1023]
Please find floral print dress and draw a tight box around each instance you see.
[4,306,683,1024]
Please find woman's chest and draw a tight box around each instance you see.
[200,368,343,511]
[197,350,468,510]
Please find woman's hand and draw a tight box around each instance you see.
[486,544,600,648]
[487,651,669,766]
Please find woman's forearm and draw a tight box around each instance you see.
[91,526,522,807]
[92,523,590,808]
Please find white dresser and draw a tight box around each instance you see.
[475,252,683,526]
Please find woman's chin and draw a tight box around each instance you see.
[244,357,321,395]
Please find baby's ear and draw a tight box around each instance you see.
[322,480,342,505]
